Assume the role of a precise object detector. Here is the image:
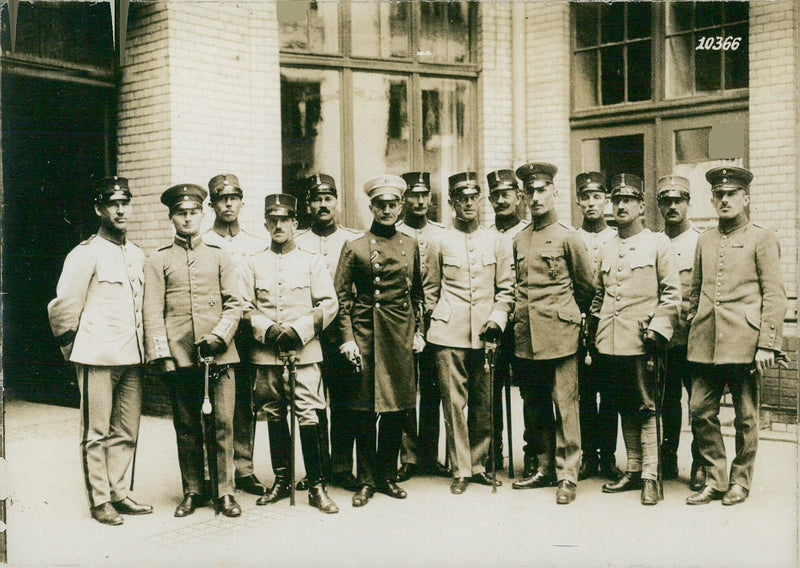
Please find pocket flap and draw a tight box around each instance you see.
[96,264,124,284]
[557,309,582,325]
[629,252,654,270]
[482,252,496,266]
[431,301,451,322]
[744,309,761,330]
[442,255,461,268]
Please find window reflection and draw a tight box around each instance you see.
[352,73,410,229]
[420,77,475,223]
[351,2,408,59]
[419,1,472,63]
[281,68,341,228]
[277,1,339,54]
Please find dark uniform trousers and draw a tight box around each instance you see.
[662,344,699,463]
[354,410,404,488]
[597,354,658,480]
[399,339,442,468]
[168,366,236,496]
[489,323,515,463]
[517,356,581,482]
[232,328,256,479]
[578,346,618,461]
[322,337,357,476]
[690,364,759,492]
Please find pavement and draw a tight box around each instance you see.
[4,394,799,568]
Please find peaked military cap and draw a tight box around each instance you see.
[364,174,405,201]
[575,171,607,195]
[306,173,337,198]
[610,173,644,200]
[208,173,242,200]
[448,172,481,197]
[516,162,557,189]
[161,183,207,211]
[264,193,297,217]
[705,166,753,192]
[656,175,691,201]
[401,172,431,194]
[95,176,132,204]
[487,169,519,193]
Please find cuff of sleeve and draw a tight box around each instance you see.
[648,317,674,343]
[147,334,172,362]
[211,318,237,344]
[250,314,274,343]
[290,315,315,346]
[488,310,508,331]
[758,322,781,351]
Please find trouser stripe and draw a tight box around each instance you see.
[81,366,95,507]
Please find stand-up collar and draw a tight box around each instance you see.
[453,217,479,233]
[719,213,749,235]
[581,217,608,234]
[311,221,337,237]
[211,219,240,238]
[403,213,428,230]
[270,239,297,254]
[97,225,126,246]
[174,233,203,249]
[494,213,521,233]
[532,208,558,231]
[370,221,397,238]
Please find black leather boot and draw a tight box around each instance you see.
[521,453,539,478]
[257,420,292,505]
[301,425,339,514]
[578,451,599,480]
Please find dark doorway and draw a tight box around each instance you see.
[2,73,115,406]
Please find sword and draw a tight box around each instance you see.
[198,347,220,514]
[484,340,498,494]
[281,350,299,506]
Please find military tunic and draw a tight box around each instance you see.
[48,231,145,508]
[334,226,424,413]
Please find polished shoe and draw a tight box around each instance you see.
[556,480,577,504]
[308,483,339,514]
[470,472,502,487]
[599,456,623,481]
[295,477,309,491]
[330,471,359,491]
[602,471,642,493]
[112,496,153,515]
[257,478,291,505]
[450,477,468,495]
[377,479,407,499]
[420,461,451,478]
[235,474,267,496]
[641,479,659,505]
[662,453,679,480]
[722,484,749,506]
[352,484,375,507]
[512,471,556,490]
[91,502,124,526]
[578,454,599,481]
[174,493,208,517]
[395,463,417,483]
[689,462,706,492]
[217,494,242,517]
[686,485,725,505]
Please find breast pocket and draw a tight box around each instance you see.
[255,278,273,304]
[442,255,462,281]
[629,252,655,272]
[96,264,125,286]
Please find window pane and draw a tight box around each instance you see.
[601,45,624,105]
[574,3,599,48]
[695,2,722,29]
[675,127,710,163]
[280,68,341,227]
[277,1,339,54]
[419,1,472,64]
[573,50,599,109]
[352,74,410,229]
[627,3,651,40]
[695,45,721,92]
[725,2,748,23]
[350,2,408,59]
[724,23,748,89]
[420,77,475,223]
[627,40,651,102]
[600,3,624,44]
[666,35,694,98]
[667,1,694,34]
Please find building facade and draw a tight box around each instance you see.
[1,1,797,420]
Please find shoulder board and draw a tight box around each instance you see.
[350,232,368,242]
[157,242,172,251]
[79,234,97,246]
[205,242,222,250]
[429,220,446,228]
[701,226,715,234]
[558,220,575,231]
[397,224,416,237]
[337,225,361,235]
[751,222,765,229]
[296,244,317,255]
[294,227,311,238]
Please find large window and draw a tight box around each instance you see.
[278,1,478,229]
[572,1,748,110]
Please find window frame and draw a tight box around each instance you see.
[570,1,749,126]
[279,1,479,228]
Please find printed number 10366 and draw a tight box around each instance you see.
[697,37,741,50]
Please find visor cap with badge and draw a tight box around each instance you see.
[207,173,242,201]
[364,174,406,202]
[161,184,207,213]
[609,173,644,201]
[447,172,481,198]
[401,172,431,194]
[705,166,753,193]
[486,169,519,194]
[264,193,298,218]
[656,175,691,202]
[575,171,607,196]
[516,162,557,191]
[95,176,132,204]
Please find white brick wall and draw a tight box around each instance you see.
[749,0,798,328]
[120,1,281,252]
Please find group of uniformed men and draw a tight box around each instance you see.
[48,160,787,525]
